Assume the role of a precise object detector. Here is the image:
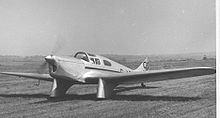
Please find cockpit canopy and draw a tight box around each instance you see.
[74,51,112,66]
[74,52,89,62]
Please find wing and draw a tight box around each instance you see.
[0,72,53,82]
[96,67,216,98]
[100,67,216,83]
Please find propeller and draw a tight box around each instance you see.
[35,35,67,86]
[51,35,66,55]
[37,35,67,73]
[37,61,48,74]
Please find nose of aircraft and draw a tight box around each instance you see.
[45,55,55,64]
[44,55,85,82]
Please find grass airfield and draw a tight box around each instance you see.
[0,54,216,118]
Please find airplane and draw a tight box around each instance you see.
[0,51,216,99]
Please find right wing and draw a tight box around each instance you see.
[0,72,53,82]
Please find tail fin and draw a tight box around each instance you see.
[135,57,150,71]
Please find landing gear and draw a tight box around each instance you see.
[141,83,146,88]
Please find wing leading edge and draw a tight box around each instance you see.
[0,72,53,82]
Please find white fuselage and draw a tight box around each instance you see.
[46,52,134,84]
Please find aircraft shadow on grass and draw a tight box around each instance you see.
[0,86,201,103]
[114,86,159,93]
[0,93,48,98]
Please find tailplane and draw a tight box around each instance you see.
[134,57,150,71]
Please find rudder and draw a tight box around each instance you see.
[134,57,150,71]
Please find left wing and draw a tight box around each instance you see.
[96,67,216,98]
[0,72,53,82]
[99,67,216,83]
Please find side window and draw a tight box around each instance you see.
[103,60,112,66]
[95,58,101,65]
[90,58,95,64]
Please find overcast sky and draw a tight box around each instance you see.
[0,0,215,56]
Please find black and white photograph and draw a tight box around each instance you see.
[0,0,217,117]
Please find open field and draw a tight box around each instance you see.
[0,54,216,118]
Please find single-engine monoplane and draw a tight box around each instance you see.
[0,51,216,99]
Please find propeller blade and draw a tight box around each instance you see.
[51,35,67,55]
[34,60,48,86]
[37,61,48,74]
[36,35,67,74]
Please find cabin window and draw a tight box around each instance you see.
[120,69,123,72]
[103,60,111,66]
[95,58,101,65]
[74,52,89,62]
[90,58,95,64]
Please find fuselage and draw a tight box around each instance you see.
[45,51,134,84]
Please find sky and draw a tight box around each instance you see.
[0,0,216,56]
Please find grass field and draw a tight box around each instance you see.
[0,54,216,118]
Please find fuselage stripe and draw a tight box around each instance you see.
[85,66,121,73]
